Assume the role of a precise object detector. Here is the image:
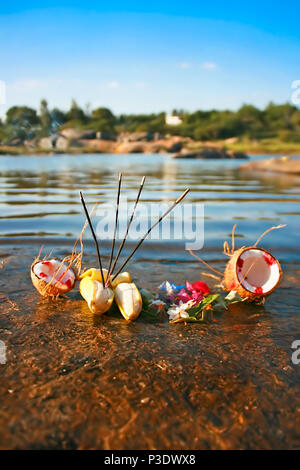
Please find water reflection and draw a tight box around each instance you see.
[0,154,299,261]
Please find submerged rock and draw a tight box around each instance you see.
[240,157,300,174]
[173,147,248,159]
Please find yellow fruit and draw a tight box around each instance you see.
[114,282,142,321]
[79,277,114,314]
[80,267,108,283]
[110,271,132,289]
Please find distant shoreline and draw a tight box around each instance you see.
[1,135,300,157]
[1,147,300,156]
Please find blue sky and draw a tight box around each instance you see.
[0,1,300,116]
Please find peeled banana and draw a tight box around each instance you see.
[114,282,143,321]
[79,268,114,314]
[79,267,142,320]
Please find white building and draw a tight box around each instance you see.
[165,114,183,126]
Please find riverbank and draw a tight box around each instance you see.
[224,139,300,156]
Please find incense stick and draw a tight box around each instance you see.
[111,188,190,280]
[79,191,105,286]
[107,173,123,276]
[107,176,146,285]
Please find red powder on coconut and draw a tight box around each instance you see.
[237,258,244,269]
[254,286,263,295]
[65,279,73,289]
[263,253,275,266]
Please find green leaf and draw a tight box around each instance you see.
[140,288,154,307]
[224,290,244,304]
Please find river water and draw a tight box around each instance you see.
[0,153,299,449]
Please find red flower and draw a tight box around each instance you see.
[174,280,210,305]
[191,281,210,295]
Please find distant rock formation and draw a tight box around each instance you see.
[240,157,300,174]
[34,132,248,157]
[114,136,186,154]
[55,135,70,151]
[172,147,248,159]
[78,139,116,153]
[96,131,116,141]
[60,128,96,140]
[39,134,60,150]
[117,132,154,143]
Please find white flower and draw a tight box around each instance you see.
[158,281,177,295]
[167,300,195,322]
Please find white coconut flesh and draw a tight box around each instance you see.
[236,249,280,294]
[33,259,75,290]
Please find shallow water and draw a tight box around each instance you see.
[0,153,299,449]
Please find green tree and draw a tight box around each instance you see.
[51,108,67,130]
[264,102,297,131]
[66,99,86,124]
[6,106,40,139]
[6,106,39,127]
[39,99,52,136]
[92,107,116,124]
[91,107,116,134]
[291,109,300,130]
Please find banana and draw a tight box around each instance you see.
[80,267,108,282]
[79,268,141,320]
[110,271,131,289]
[114,282,142,321]
[79,268,114,314]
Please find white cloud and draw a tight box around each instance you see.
[201,62,218,71]
[135,81,147,89]
[177,62,192,69]
[106,80,120,89]
[7,77,82,92]
[9,78,50,90]
[178,62,192,70]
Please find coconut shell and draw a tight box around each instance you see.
[31,259,76,298]
[223,246,282,302]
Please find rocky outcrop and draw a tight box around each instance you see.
[117,132,154,143]
[39,134,59,150]
[60,128,96,140]
[35,133,192,154]
[172,147,248,159]
[96,131,116,141]
[240,157,300,174]
[6,138,24,147]
[150,136,185,153]
[79,139,116,153]
[115,142,146,153]
[114,136,187,154]
[24,139,37,150]
[55,136,70,151]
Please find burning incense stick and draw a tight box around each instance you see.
[107,173,123,276]
[111,188,190,280]
[79,191,105,286]
[107,176,146,285]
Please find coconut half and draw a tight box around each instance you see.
[224,247,282,301]
[31,259,76,297]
